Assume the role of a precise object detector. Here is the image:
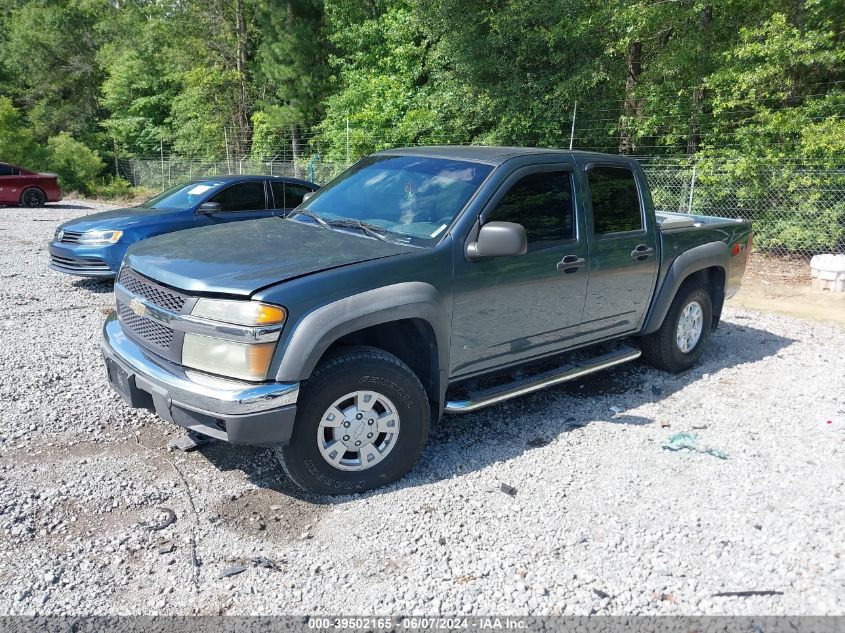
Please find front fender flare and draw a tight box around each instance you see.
[273,282,449,398]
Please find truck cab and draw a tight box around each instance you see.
[100,147,751,495]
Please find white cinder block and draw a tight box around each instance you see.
[810,254,845,293]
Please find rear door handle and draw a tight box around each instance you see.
[557,255,585,273]
[631,244,655,261]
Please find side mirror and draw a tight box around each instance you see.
[302,191,315,202]
[465,221,528,261]
[197,201,221,214]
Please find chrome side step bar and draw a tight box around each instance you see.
[444,346,641,414]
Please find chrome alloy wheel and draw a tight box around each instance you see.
[676,300,704,353]
[316,390,401,471]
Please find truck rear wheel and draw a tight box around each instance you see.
[275,347,430,495]
[640,283,712,373]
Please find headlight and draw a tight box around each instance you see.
[182,334,276,381]
[191,299,286,326]
[184,300,286,380]
[78,229,123,244]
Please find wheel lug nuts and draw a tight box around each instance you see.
[343,421,350,428]
[355,441,361,446]
[356,413,363,420]
[367,433,373,438]
[368,419,373,425]
[343,435,350,441]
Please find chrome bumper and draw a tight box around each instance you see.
[100,312,299,446]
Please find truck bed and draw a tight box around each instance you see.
[654,210,753,300]
[655,210,746,231]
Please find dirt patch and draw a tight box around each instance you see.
[211,487,327,541]
[730,253,845,327]
[744,252,812,286]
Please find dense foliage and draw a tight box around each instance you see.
[0,1,843,250]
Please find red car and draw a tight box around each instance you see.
[0,162,62,207]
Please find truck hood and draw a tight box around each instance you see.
[60,206,184,232]
[123,217,417,296]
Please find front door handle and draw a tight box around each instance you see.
[557,255,585,273]
[631,244,655,261]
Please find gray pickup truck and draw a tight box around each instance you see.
[100,147,751,494]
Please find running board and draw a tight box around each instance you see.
[444,346,641,414]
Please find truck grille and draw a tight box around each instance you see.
[117,302,174,350]
[118,268,187,312]
[116,268,189,360]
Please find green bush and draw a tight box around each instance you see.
[46,132,104,194]
[752,203,845,254]
[92,176,134,199]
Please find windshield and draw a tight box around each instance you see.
[143,180,226,209]
[298,155,493,245]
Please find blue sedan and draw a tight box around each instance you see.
[48,175,318,278]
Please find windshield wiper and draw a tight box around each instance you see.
[289,208,329,229]
[326,218,390,242]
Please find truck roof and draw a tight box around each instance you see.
[377,145,634,166]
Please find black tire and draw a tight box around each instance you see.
[640,283,712,373]
[20,187,46,208]
[275,346,430,495]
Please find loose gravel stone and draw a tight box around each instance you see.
[0,200,843,615]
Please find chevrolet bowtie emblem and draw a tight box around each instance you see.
[129,297,146,318]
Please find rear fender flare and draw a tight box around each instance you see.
[642,241,729,335]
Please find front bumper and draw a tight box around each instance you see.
[48,241,120,278]
[100,312,299,447]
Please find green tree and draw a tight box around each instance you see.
[0,97,45,167]
[255,0,330,161]
[1,0,107,142]
[169,67,243,158]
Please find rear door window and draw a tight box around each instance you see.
[271,182,286,209]
[0,164,16,176]
[284,183,312,208]
[587,166,643,235]
[271,182,314,209]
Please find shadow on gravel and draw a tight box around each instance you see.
[3,203,95,211]
[72,278,114,293]
[196,440,331,505]
[198,319,795,503]
[44,203,97,210]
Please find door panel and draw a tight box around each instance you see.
[0,165,21,204]
[194,181,271,226]
[577,164,658,343]
[451,165,588,377]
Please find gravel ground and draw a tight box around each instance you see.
[0,200,843,616]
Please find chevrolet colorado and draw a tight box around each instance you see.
[100,147,752,494]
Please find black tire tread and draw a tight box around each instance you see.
[20,187,46,208]
[641,283,712,373]
[275,346,429,495]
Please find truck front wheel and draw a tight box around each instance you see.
[275,347,430,495]
[640,284,712,373]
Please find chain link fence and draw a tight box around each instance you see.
[118,156,845,258]
[643,162,845,256]
[117,157,347,191]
